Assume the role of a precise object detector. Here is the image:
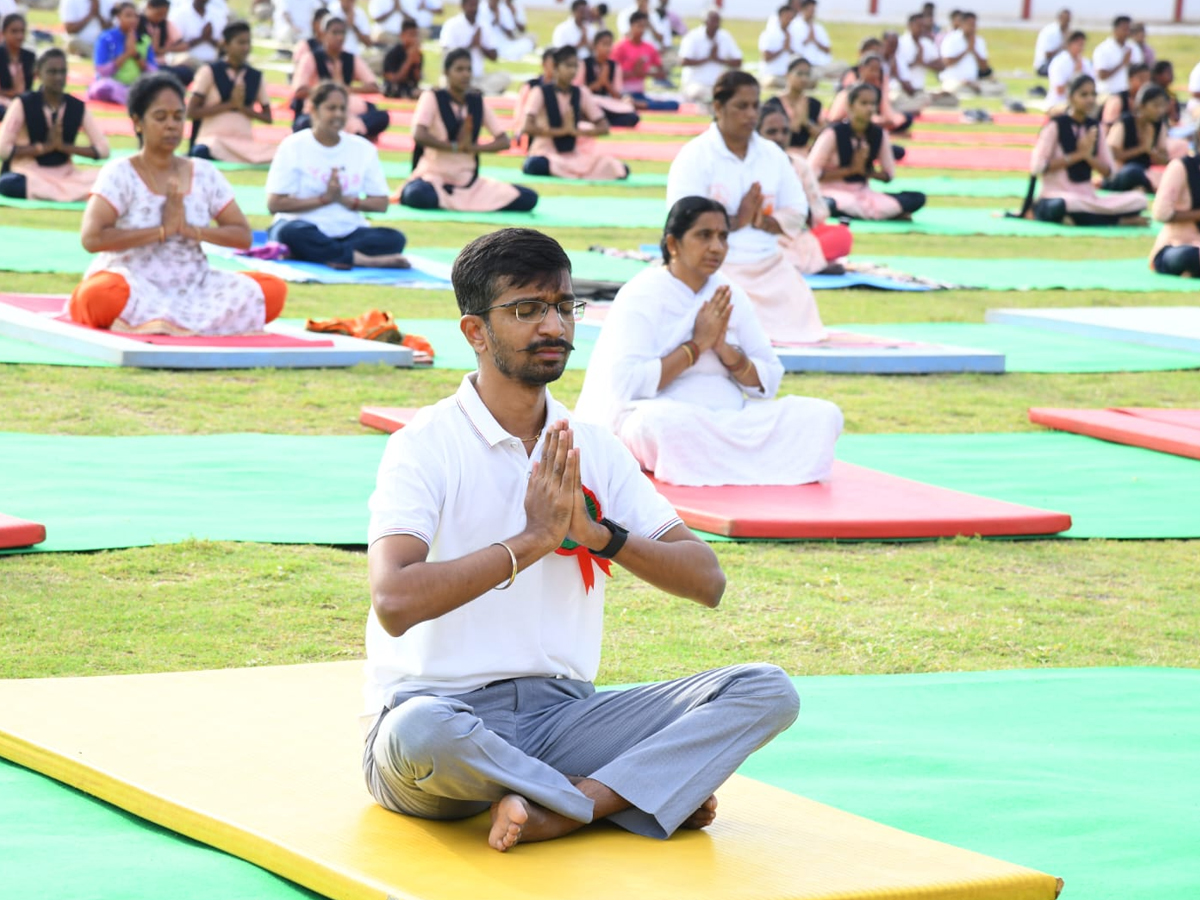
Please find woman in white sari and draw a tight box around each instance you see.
[575,196,843,487]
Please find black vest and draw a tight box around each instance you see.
[0,45,35,93]
[832,120,882,184]
[540,83,582,154]
[786,96,822,149]
[18,91,85,168]
[314,49,356,85]
[191,62,262,149]
[1053,114,1098,183]
[411,88,484,185]
[1184,155,1200,214]
[583,57,618,98]
[1116,90,1131,116]
[1118,111,1163,169]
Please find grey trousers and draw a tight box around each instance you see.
[362,663,799,839]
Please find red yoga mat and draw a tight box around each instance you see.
[360,406,1072,539]
[904,129,1034,147]
[1029,407,1200,461]
[919,109,1046,127]
[0,513,46,549]
[899,144,1031,171]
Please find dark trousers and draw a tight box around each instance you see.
[886,190,926,214]
[628,91,680,112]
[1034,198,1123,226]
[1103,162,1153,193]
[1153,245,1200,277]
[604,109,641,128]
[268,220,406,267]
[0,172,27,198]
[399,178,538,212]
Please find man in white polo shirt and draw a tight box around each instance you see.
[1033,7,1070,77]
[757,4,795,91]
[439,0,509,94]
[362,228,799,852]
[678,9,741,104]
[1092,15,1141,100]
[938,11,1003,97]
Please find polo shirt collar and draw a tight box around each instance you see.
[455,373,569,449]
[704,122,762,163]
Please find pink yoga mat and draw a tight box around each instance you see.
[1030,407,1200,460]
[900,145,1031,171]
[920,109,1046,127]
[904,129,1034,147]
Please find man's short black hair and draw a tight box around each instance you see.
[452,229,573,317]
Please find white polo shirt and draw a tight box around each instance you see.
[59,0,106,46]
[325,2,372,55]
[169,2,228,64]
[938,29,987,85]
[666,123,808,267]
[678,26,741,90]
[364,375,682,711]
[788,17,831,68]
[757,19,791,81]
[1092,36,1143,96]
[1047,50,1093,105]
[1033,22,1064,70]
[895,32,939,89]
[439,12,497,78]
[551,17,597,59]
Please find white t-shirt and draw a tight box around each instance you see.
[757,19,791,80]
[265,129,389,238]
[787,17,830,68]
[368,0,406,34]
[1190,61,1200,95]
[439,13,496,78]
[551,17,596,59]
[1092,36,1143,96]
[939,29,987,85]
[1033,22,1064,69]
[0,0,20,18]
[59,0,105,45]
[274,0,319,41]
[363,375,682,709]
[169,2,228,64]
[616,4,667,50]
[666,123,808,266]
[895,32,939,89]
[1047,50,1093,104]
[325,2,372,55]
[678,26,741,90]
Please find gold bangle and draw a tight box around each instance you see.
[491,541,518,590]
[680,342,695,365]
[737,357,756,378]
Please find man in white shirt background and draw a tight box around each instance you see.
[1188,60,1200,122]
[326,0,376,60]
[789,0,842,81]
[169,0,227,68]
[938,11,1003,97]
[757,3,794,91]
[59,0,110,56]
[1033,7,1069,78]
[1045,29,1091,112]
[1092,15,1142,101]
[892,11,952,112]
[551,0,596,61]
[481,0,533,61]
[678,9,740,105]
[439,0,508,94]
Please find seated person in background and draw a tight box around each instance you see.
[552,0,596,61]
[1130,22,1154,70]
[168,0,226,72]
[186,22,274,164]
[809,83,926,220]
[1092,16,1141,104]
[666,70,825,343]
[577,29,638,128]
[482,0,533,61]
[828,53,911,137]
[1149,134,1200,277]
[399,48,536,211]
[273,0,320,46]
[611,11,677,111]
[511,46,553,136]
[381,18,422,98]
[893,11,950,113]
[1190,61,1200,122]
[0,13,34,119]
[60,0,110,58]
[1101,62,1149,125]
[328,0,376,60]
[617,0,668,54]
[1103,83,1170,192]
[291,17,389,139]
[1034,7,1069,78]
[89,3,157,105]
[757,4,795,92]
[790,0,840,80]
[522,45,628,181]
[576,195,843,486]
[1151,61,1181,124]
[1026,74,1147,226]
[369,0,410,47]
[938,12,1003,96]
[677,9,741,105]
[141,0,194,87]
[71,72,286,334]
[772,56,822,154]
[0,47,109,200]
[835,37,882,90]
[439,0,509,95]
[1045,30,1091,111]
[756,99,851,275]
[267,82,408,269]
[291,7,329,72]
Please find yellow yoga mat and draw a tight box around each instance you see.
[0,662,1062,900]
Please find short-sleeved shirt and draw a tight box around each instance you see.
[678,26,741,90]
[610,37,661,93]
[1092,36,1142,95]
[169,2,228,64]
[615,4,668,50]
[788,18,831,67]
[265,128,389,237]
[363,375,682,710]
[439,13,496,78]
[895,32,938,88]
[551,17,597,59]
[1033,22,1064,69]
[59,0,106,45]
[368,0,407,34]
[1047,50,1093,104]
[938,29,987,85]
[757,20,791,80]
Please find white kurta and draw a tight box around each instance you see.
[574,267,843,487]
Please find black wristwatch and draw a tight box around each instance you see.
[592,517,629,560]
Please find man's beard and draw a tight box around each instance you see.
[484,320,574,386]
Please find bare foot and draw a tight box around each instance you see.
[1117,215,1149,227]
[352,251,411,268]
[680,794,718,830]
[489,794,529,852]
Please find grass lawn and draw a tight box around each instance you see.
[2,4,1198,688]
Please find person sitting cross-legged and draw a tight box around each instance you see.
[1148,130,1200,278]
[362,225,801,852]
[185,21,275,164]
[1103,83,1170,193]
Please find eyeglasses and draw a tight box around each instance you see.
[483,299,587,323]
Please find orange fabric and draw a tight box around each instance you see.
[68,271,131,329]
[813,223,853,263]
[239,272,288,323]
[306,310,435,362]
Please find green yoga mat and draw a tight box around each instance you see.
[378,160,670,188]
[3,430,1198,553]
[836,431,1200,539]
[884,176,1031,198]
[4,668,1196,900]
[843,323,1200,373]
[0,760,321,900]
[869,257,1199,293]
[0,226,253,275]
[0,333,115,367]
[849,208,1159,238]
